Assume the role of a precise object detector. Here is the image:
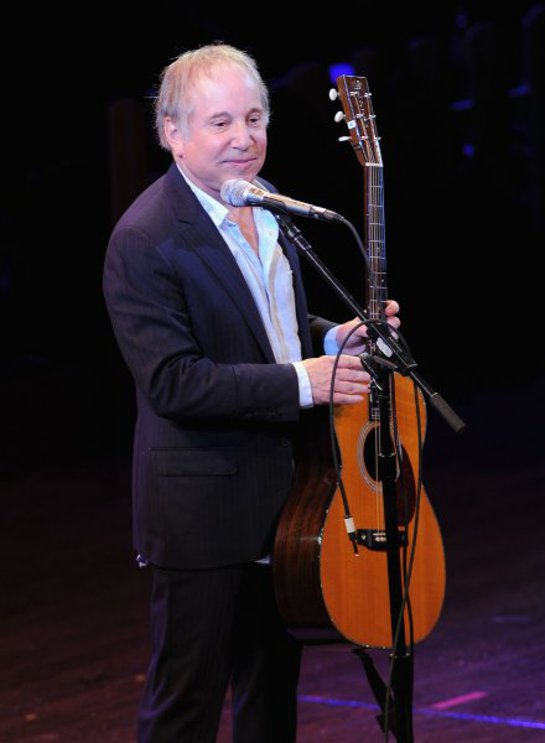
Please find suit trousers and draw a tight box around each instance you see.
[137,561,303,742]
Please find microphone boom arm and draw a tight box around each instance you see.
[276,214,465,434]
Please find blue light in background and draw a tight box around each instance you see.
[329,62,356,86]
[451,98,474,111]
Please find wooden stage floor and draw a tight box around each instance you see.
[1,376,544,742]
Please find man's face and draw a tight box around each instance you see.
[166,63,267,202]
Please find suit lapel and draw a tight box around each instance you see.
[165,165,277,363]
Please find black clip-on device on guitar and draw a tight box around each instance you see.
[277,213,465,743]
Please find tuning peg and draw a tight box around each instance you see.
[329,88,338,100]
[338,136,351,143]
[334,111,344,123]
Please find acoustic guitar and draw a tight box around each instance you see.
[273,75,446,648]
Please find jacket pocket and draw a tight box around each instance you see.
[151,447,237,476]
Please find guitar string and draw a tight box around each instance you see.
[354,85,384,532]
[378,164,386,533]
[371,162,383,530]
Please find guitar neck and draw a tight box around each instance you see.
[334,74,387,323]
[335,73,389,397]
[364,163,388,421]
[365,163,388,322]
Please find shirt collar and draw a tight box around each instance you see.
[176,163,279,241]
[176,164,230,229]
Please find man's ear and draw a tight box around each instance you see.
[163,116,183,155]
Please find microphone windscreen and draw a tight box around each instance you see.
[220,179,250,206]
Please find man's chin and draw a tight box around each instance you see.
[224,163,262,183]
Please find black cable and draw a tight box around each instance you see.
[382,378,424,742]
[327,320,368,555]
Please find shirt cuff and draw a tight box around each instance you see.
[324,324,367,355]
[291,361,314,409]
[324,325,340,355]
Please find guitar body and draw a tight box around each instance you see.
[274,375,446,647]
[322,374,445,647]
[273,74,446,649]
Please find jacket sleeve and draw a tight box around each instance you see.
[103,225,301,425]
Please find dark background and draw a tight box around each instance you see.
[1,1,544,469]
[2,8,545,740]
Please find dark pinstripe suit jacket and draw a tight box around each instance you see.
[103,163,333,569]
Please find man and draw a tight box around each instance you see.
[103,43,399,742]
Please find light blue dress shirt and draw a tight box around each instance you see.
[179,168,339,407]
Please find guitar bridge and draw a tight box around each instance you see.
[357,529,407,551]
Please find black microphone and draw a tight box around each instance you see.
[220,179,344,223]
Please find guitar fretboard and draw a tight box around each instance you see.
[366,164,388,322]
[365,164,388,421]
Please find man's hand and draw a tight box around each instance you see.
[302,355,370,405]
[335,300,401,355]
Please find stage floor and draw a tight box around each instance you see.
[2,377,544,742]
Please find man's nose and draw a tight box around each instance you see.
[231,121,252,148]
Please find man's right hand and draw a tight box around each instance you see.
[302,355,370,405]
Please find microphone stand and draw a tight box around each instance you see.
[277,214,465,743]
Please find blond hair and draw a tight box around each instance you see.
[154,43,270,150]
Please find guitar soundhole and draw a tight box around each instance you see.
[362,430,379,482]
[358,424,417,522]
[357,422,385,487]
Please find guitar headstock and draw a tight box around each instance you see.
[334,75,383,168]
